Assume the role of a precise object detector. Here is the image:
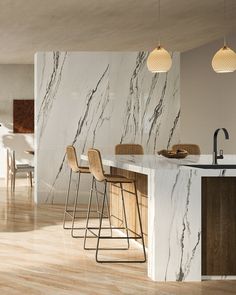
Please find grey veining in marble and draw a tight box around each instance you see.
[37,52,67,145]
[35,51,180,203]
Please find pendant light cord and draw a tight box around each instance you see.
[223,0,226,47]
[158,0,161,47]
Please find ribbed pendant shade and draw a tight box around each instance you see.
[147,46,172,73]
[212,45,236,73]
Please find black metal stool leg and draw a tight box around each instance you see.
[94,180,100,216]
[133,182,146,262]
[71,171,81,238]
[95,181,146,263]
[84,177,95,249]
[95,181,107,262]
[105,184,112,237]
[120,183,130,249]
[94,180,112,236]
[63,169,72,229]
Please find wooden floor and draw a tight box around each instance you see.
[0,180,236,295]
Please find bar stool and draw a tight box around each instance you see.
[84,148,146,263]
[63,145,91,238]
[172,143,201,155]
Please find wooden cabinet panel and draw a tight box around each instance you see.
[110,167,148,247]
[202,177,236,275]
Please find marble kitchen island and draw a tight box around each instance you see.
[81,154,236,282]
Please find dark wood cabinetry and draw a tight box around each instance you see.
[202,177,236,276]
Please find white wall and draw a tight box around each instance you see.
[0,65,34,178]
[181,36,236,154]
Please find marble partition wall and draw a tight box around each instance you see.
[35,52,180,203]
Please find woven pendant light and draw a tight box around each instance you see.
[212,0,236,73]
[147,0,172,73]
[212,46,236,73]
[147,46,172,73]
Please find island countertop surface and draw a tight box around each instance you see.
[81,154,236,174]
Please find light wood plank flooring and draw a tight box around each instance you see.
[0,179,236,295]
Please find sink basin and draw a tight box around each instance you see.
[184,164,236,169]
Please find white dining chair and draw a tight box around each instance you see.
[7,149,34,191]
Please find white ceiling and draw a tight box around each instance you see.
[0,0,236,64]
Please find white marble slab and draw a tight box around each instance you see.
[35,51,180,204]
[81,154,236,282]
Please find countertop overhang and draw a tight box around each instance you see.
[81,154,236,174]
